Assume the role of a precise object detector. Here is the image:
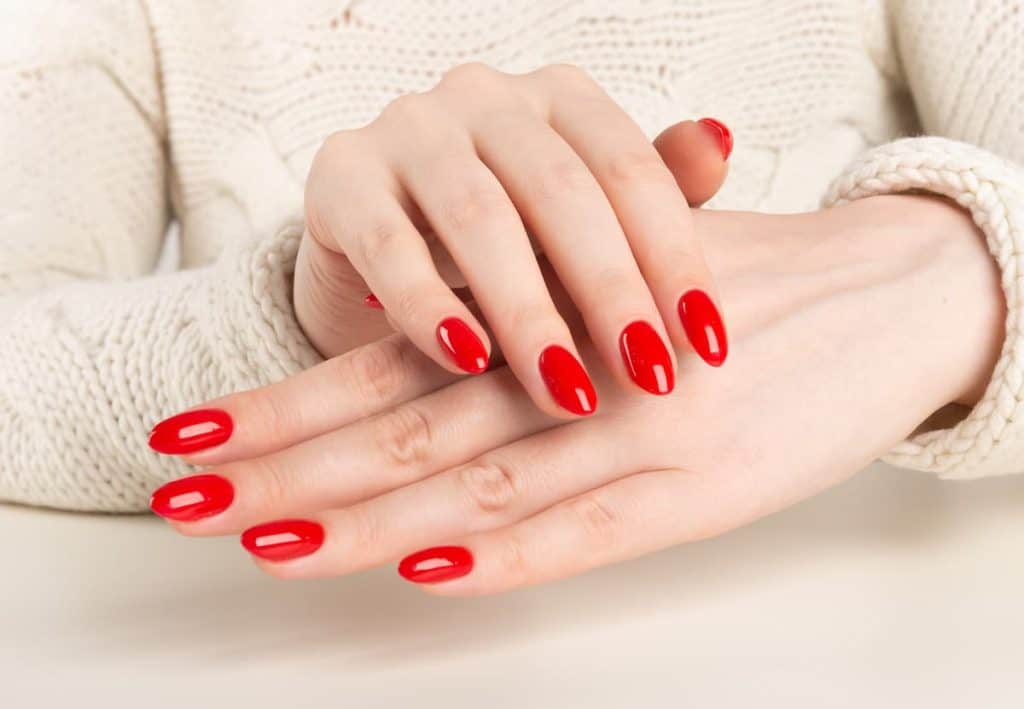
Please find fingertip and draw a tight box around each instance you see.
[654,119,729,207]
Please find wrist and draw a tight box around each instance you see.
[821,195,1005,409]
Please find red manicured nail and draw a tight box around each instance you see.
[678,289,728,367]
[437,317,489,374]
[149,408,233,455]
[619,321,675,395]
[398,545,474,584]
[364,293,384,309]
[149,474,234,522]
[698,117,733,160]
[538,345,597,415]
[241,520,324,562]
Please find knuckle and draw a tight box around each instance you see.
[373,405,434,467]
[355,220,405,269]
[244,457,291,510]
[567,493,622,546]
[320,128,361,157]
[458,459,520,519]
[345,506,382,552]
[603,148,670,185]
[337,339,408,410]
[436,182,505,235]
[250,389,303,441]
[538,62,592,87]
[440,62,499,90]
[528,157,593,202]
[496,531,531,584]
[390,284,443,327]
[378,91,433,125]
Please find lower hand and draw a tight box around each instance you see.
[149,195,1003,594]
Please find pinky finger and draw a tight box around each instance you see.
[400,466,755,596]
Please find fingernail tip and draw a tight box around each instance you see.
[698,117,733,160]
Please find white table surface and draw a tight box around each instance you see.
[2,461,1022,708]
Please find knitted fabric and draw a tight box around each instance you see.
[1,0,1022,510]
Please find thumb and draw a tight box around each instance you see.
[654,118,732,207]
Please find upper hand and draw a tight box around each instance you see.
[295,62,732,418]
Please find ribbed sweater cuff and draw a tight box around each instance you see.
[824,137,1024,479]
[208,223,323,388]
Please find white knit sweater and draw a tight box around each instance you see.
[1,1,1022,511]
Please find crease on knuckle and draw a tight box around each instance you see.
[374,404,434,467]
[339,339,407,411]
[568,493,621,546]
[356,220,405,269]
[496,531,531,585]
[529,158,593,203]
[345,506,382,553]
[604,148,669,185]
[245,457,291,511]
[251,389,303,442]
[436,182,505,235]
[459,459,520,520]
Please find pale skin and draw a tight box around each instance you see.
[296,63,730,416]
[152,65,1006,594]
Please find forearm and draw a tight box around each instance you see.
[0,228,320,512]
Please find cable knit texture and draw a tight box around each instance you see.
[1,0,1022,510]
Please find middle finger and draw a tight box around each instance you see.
[150,367,551,535]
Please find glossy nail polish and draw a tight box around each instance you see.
[677,289,729,367]
[149,474,234,522]
[437,317,489,374]
[148,408,234,455]
[398,545,474,584]
[619,321,675,395]
[698,117,733,161]
[364,293,384,309]
[241,520,324,562]
[538,345,597,415]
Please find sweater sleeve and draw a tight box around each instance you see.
[0,1,320,511]
[823,1,1024,479]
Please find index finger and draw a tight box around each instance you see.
[147,334,457,466]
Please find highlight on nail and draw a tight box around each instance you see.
[241,519,325,562]
[148,408,234,455]
[398,545,474,584]
[149,474,234,522]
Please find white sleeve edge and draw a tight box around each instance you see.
[823,137,1024,479]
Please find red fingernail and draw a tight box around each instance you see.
[437,317,489,374]
[398,545,474,584]
[619,321,675,395]
[364,293,384,309]
[698,117,733,160]
[148,408,233,455]
[538,345,597,416]
[678,289,728,367]
[149,474,234,522]
[241,520,324,562]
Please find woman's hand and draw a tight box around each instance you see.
[295,63,732,417]
[149,195,1004,594]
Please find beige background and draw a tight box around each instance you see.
[2,461,1022,708]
